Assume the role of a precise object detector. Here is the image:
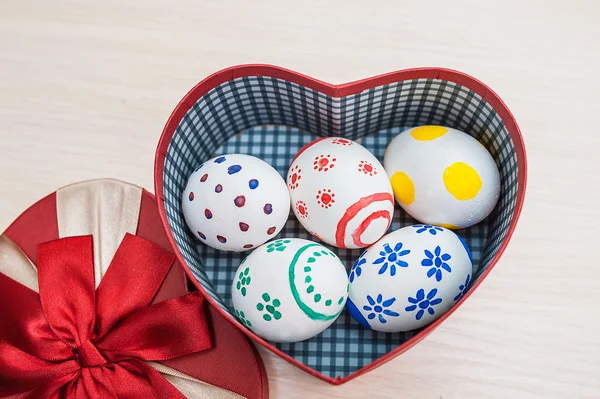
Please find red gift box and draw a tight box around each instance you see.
[0,179,268,398]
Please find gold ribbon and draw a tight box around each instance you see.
[0,235,37,291]
[150,363,246,399]
[56,179,143,286]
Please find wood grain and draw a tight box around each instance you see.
[1,1,599,397]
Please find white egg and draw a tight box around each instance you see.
[182,154,290,252]
[383,126,501,229]
[231,238,348,343]
[287,137,394,249]
[347,225,472,333]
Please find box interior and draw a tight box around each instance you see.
[161,76,518,379]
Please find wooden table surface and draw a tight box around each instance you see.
[1,1,599,398]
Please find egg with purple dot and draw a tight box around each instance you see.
[182,154,290,251]
[347,225,473,333]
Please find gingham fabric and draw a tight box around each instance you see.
[162,76,518,378]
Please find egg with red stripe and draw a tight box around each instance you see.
[383,126,501,229]
[182,154,290,251]
[287,137,394,249]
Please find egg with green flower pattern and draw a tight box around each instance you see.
[231,238,348,342]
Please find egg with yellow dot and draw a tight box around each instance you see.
[383,126,501,229]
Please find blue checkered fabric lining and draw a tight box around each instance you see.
[162,76,518,379]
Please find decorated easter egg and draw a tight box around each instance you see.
[383,126,501,229]
[231,238,349,343]
[347,225,473,332]
[287,137,394,249]
[182,154,290,252]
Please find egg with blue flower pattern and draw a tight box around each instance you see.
[182,154,290,252]
[347,225,473,332]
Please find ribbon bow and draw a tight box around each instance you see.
[0,234,212,398]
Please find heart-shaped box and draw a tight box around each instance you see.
[154,65,527,385]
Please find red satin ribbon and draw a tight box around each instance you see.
[0,234,212,398]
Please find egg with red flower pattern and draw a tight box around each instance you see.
[287,137,394,249]
[182,154,290,251]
